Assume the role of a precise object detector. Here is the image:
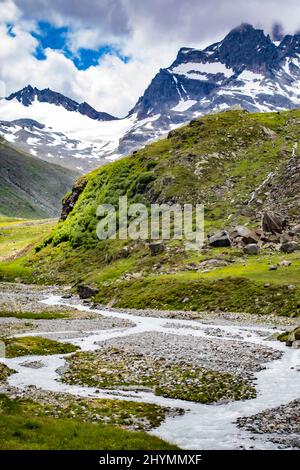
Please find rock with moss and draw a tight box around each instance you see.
[277,326,300,347]
[0,363,15,382]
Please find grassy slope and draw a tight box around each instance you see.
[0,138,78,218]
[0,395,176,450]
[2,109,300,315]
[0,217,56,281]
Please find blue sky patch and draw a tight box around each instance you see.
[31,21,69,51]
[30,21,129,70]
[6,24,16,38]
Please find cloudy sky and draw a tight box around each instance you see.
[1,0,300,117]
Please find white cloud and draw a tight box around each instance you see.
[0,2,180,117]
[0,20,164,116]
[1,0,20,23]
[1,0,300,116]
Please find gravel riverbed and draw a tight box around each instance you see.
[0,282,299,450]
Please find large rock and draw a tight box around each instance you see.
[280,241,300,253]
[262,212,287,234]
[77,285,99,299]
[149,241,166,256]
[231,225,259,244]
[208,231,231,248]
[244,244,260,255]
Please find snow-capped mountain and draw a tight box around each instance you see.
[120,23,300,153]
[7,85,117,121]
[0,87,134,171]
[1,23,300,172]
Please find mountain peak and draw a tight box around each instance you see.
[230,23,256,33]
[278,33,300,57]
[217,23,278,70]
[6,86,118,121]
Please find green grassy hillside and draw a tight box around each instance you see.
[3,109,300,316]
[0,394,177,450]
[0,138,79,218]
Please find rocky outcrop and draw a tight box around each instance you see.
[208,231,231,248]
[60,177,88,221]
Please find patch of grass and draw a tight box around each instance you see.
[63,347,256,403]
[195,251,300,286]
[277,332,290,342]
[0,216,34,228]
[12,394,178,431]
[93,275,300,317]
[0,218,56,261]
[0,259,34,283]
[2,336,79,358]
[0,217,56,282]
[277,326,300,343]
[0,393,177,450]
[0,310,76,320]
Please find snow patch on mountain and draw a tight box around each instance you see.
[172,100,197,112]
[171,61,235,79]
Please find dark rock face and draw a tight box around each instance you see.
[7,86,117,122]
[278,34,300,57]
[11,119,45,129]
[208,231,231,248]
[77,285,99,299]
[60,177,88,221]
[77,102,116,121]
[216,23,278,71]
